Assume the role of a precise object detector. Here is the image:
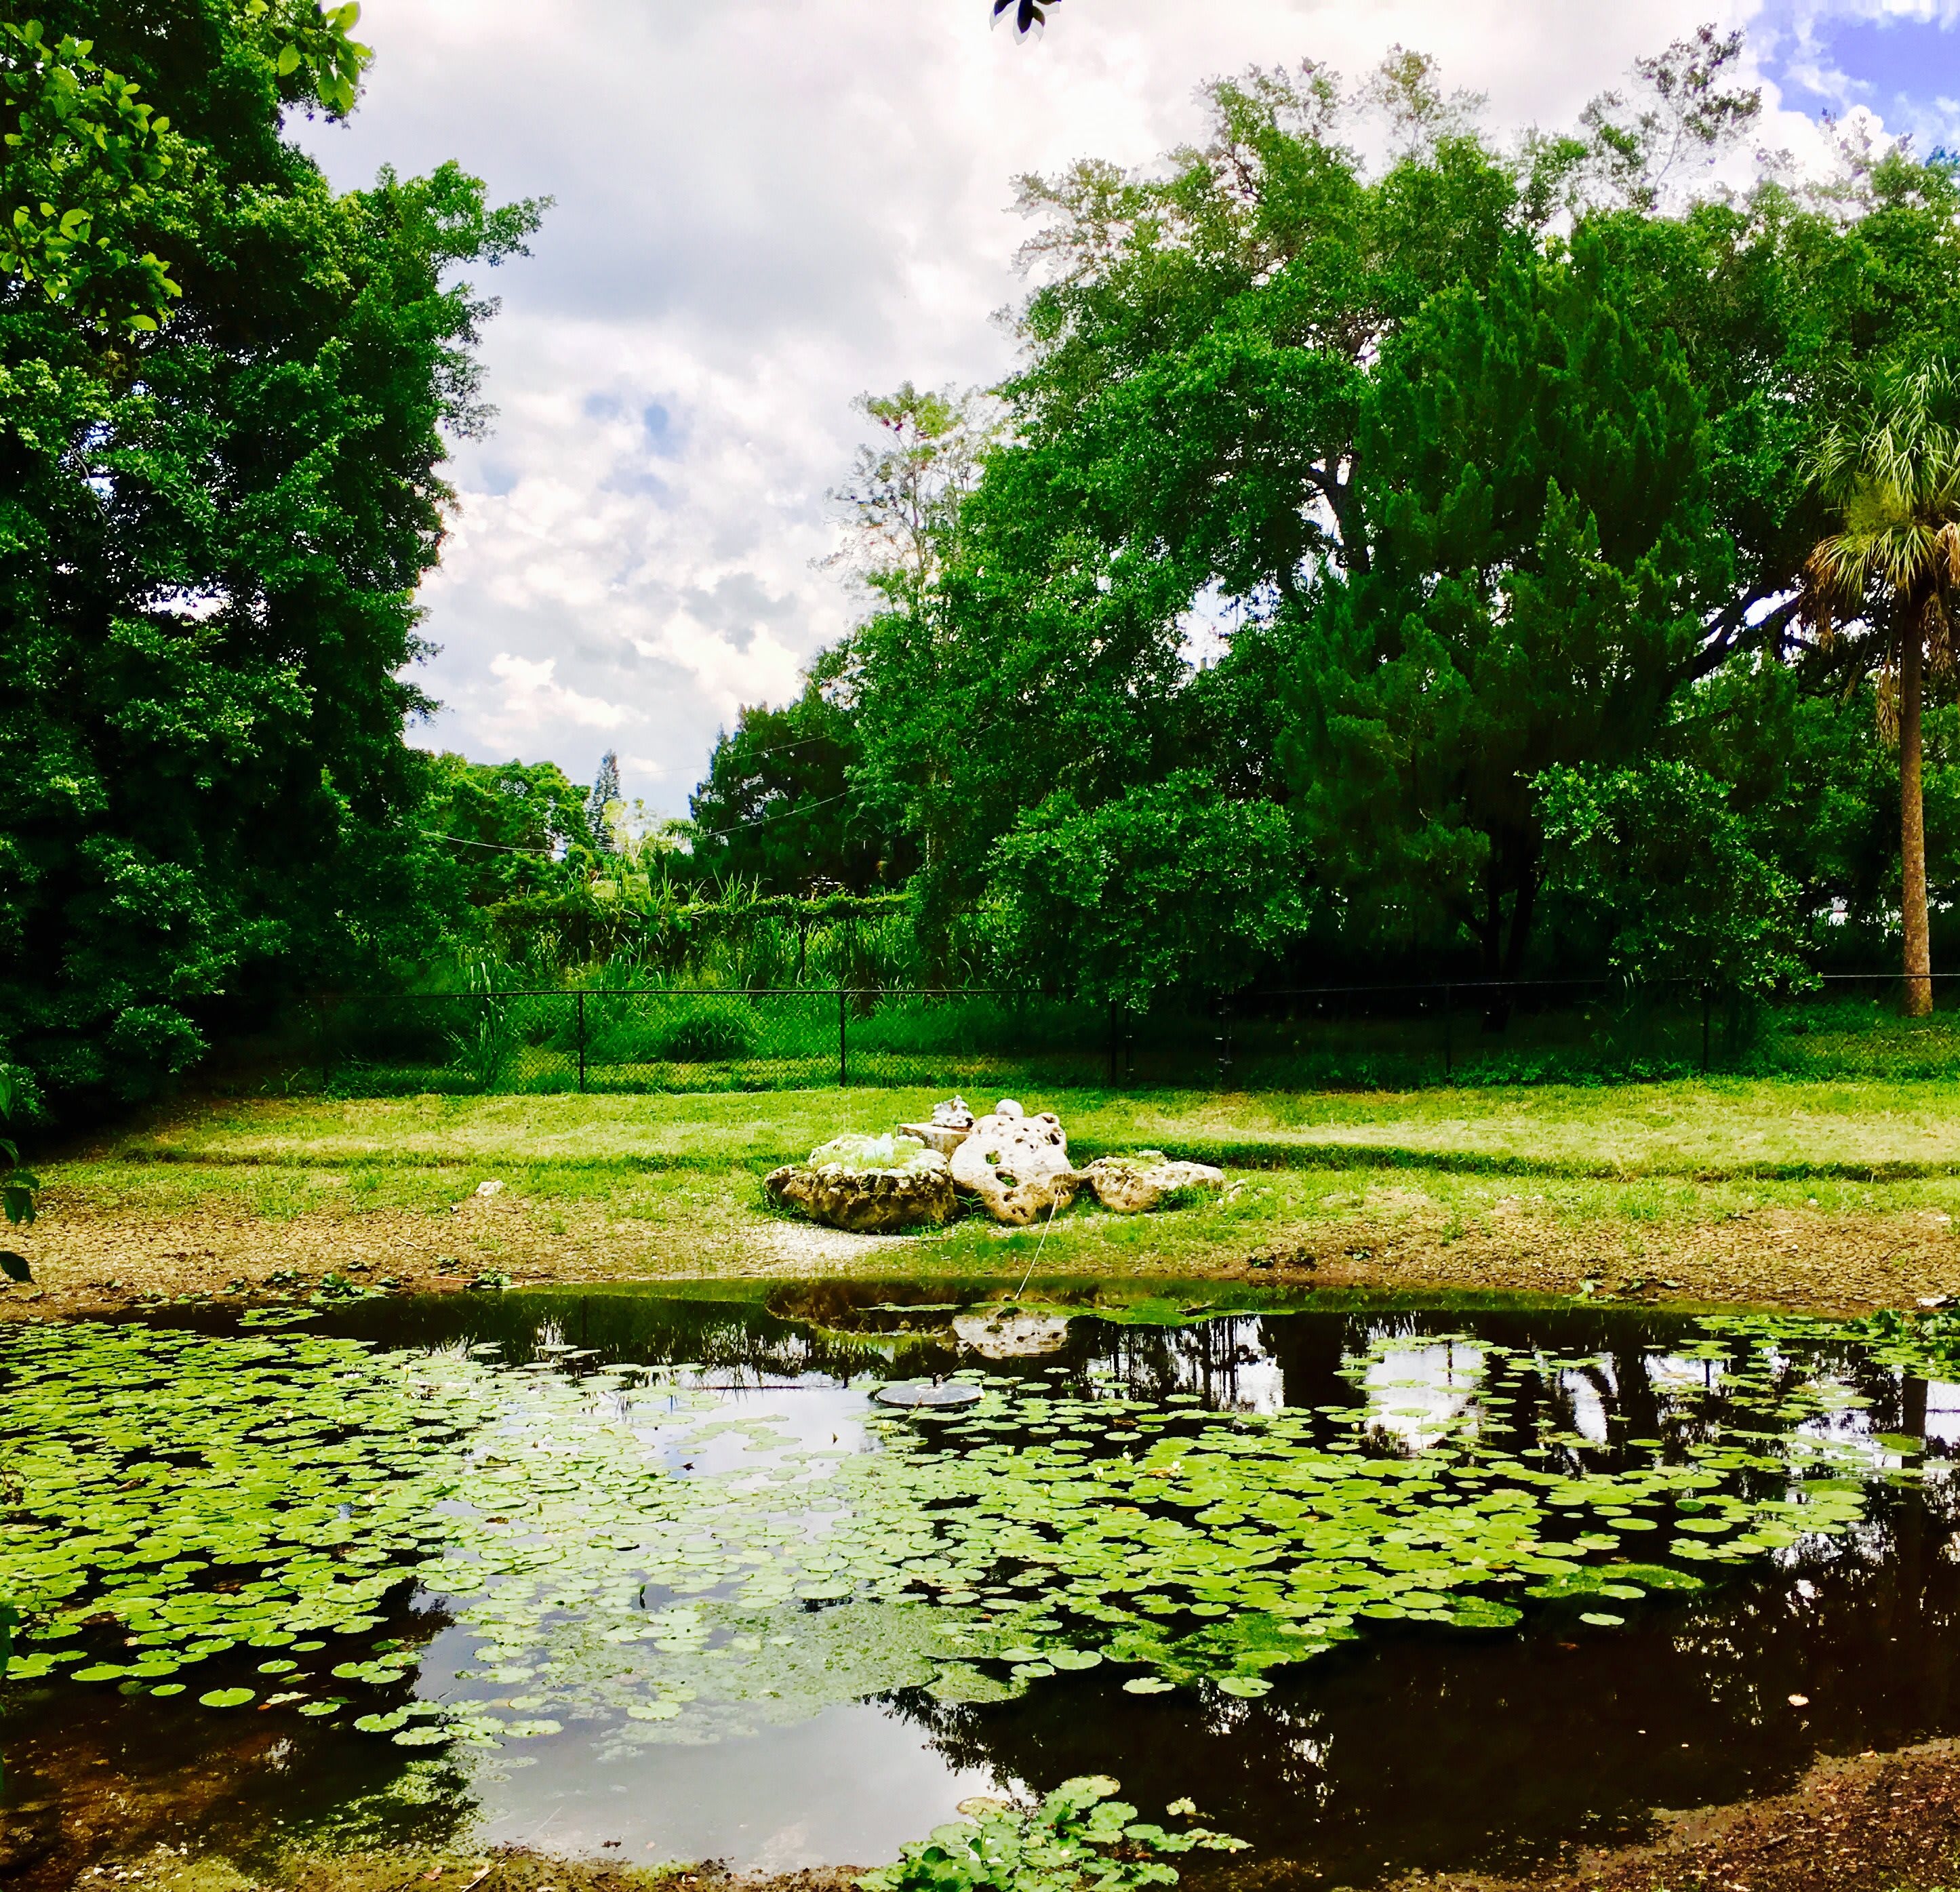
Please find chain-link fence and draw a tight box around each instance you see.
[295,973,1960,1096]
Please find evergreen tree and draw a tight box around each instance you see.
[586,750,622,856]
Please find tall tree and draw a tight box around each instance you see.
[688,660,911,894]
[0,1,541,1102]
[586,750,622,856]
[1807,359,1960,1015]
[1283,232,1734,975]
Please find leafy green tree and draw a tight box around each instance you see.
[418,754,594,908]
[987,775,1307,1009]
[688,661,911,894]
[1538,760,1806,994]
[1807,359,1960,1014]
[842,38,1960,1001]
[829,382,995,610]
[0,1,542,1102]
[848,63,1522,950]
[1281,233,1734,974]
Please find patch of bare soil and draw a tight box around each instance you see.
[0,1190,897,1320]
[14,1189,1960,1320]
[1380,1735,1960,1891]
[1239,1205,1960,1314]
[51,1848,858,1892]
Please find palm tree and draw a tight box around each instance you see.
[1808,359,1960,1018]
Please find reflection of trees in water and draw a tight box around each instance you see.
[327,1291,959,1383]
[1092,1319,1273,1407]
[881,1483,1960,1882]
[3,1659,481,1876]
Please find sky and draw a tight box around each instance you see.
[295,0,1960,818]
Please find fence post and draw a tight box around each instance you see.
[318,995,332,1092]
[576,989,587,1094]
[1443,984,1454,1080]
[1216,997,1233,1089]
[1108,1000,1119,1089]
[1701,984,1712,1074]
[838,987,849,1089]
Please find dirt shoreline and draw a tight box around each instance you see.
[9,1187,1960,1319]
[21,1739,1960,1892]
[1378,1733,1960,1890]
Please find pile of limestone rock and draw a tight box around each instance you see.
[763,1095,1224,1236]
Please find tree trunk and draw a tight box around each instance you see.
[1901,623,1933,1017]
[1503,837,1538,977]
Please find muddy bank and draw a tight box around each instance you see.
[7,1188,1960,1319]
[1384,1734,1960,1891]
[23,1742,1960,1892]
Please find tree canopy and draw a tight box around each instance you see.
[0,0,541,1104]
[809,37,1960,1003]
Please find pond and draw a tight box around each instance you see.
[5,1281,1960,1885]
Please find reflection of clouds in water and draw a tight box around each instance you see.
[1230,1354,1286,1415]
[1363,1342,1486,1450]
[1100,1314,1283,1411]
[1558,1367,1612,1446]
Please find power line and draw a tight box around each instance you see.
[419,828,552,856]
[694,790,851,842]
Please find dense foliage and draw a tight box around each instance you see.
[0,0,539,1107]
[858,1776,1246,1892]
[763,37,1960,1005]
[17,16,1960,1106]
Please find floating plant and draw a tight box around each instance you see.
[0,1306,1928,1752]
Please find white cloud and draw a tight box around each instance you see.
[482,653,635,742]
[299,0,1892,813]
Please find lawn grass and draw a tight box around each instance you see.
[30,1076,1960,1271]
[98,1074,1960,1178]
[15,1074,1960,1319]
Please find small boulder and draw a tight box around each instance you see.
[951,1106,1081,1226]
[897,1095,978,1159]
[1084,1151,1226,1214]
[765,1133,955,1234]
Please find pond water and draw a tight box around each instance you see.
[6,1281,1960,1885]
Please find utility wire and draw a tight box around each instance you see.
[693,790,850,842]
[418,829,551,856]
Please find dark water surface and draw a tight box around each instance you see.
[5,1281,1960,1884]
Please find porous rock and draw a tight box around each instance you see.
[950,1102,1081,1226]
[1084,1151,1226,1214]
[897,1095,978,1159]
[765,1133,955,1235]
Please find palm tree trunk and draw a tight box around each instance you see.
[1901,624,1933,1017]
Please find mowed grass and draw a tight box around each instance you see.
[41,1078,1960,1251]
[99,1076,1960,1175]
